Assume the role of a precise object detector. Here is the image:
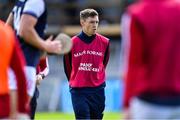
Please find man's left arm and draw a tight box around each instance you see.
[36,57,49,85]
[63,52,72,81]
[38,57,49,78]
[103,42,110,68]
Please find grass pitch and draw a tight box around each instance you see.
[35,112,122,120]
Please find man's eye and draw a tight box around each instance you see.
[90,21,99,24]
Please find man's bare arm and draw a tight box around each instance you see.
[19,14,47,50]
[6,12,14,27]
[19,14,61,54]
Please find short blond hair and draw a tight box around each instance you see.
[80,9,98,20]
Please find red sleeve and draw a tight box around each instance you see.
[10,41,28,113]
[63,52,72,81]
[36,65,41,74]
[123,17,144,108]
[36,57,47,73]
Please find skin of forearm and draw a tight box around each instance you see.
[19,26,46,51]
[6,13,14,27]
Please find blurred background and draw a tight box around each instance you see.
[0,0,135,114]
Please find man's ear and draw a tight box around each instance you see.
[80,19,84,26]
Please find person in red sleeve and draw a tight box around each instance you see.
[30,56,49,119]
[0,20,29,119]
[64,9,110,119]
[121,0,180,119]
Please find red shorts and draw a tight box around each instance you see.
[0,94,10,118]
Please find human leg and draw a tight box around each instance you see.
[30,87,39,119]
[70,89,90,120]
[89,88,105,119]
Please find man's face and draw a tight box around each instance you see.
[81,16,99,36]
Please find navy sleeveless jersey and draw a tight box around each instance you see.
[12,0,47,66]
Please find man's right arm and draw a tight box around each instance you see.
[19,14,47,51]
[19,14,61,54]
[6,11,55,53]
[10,0,62,54]
[6,9,47,50]
[63,52,72,80]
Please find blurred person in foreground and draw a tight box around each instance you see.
[6,0,61,119]
[0,20,29,119]
[120,0,180,119]
[64,9,110,119]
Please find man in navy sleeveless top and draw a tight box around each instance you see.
[6,0,61,119]
[64,9,110,119]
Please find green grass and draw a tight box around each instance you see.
[35,112,122,120]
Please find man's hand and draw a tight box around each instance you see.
[36,74,43,85]
[44,36,62,54]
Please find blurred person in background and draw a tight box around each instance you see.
[30,56,49,119]
[121,0,180,119]
[64,9,110,119]
[6,0,61,119]
[0,20,29,119]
